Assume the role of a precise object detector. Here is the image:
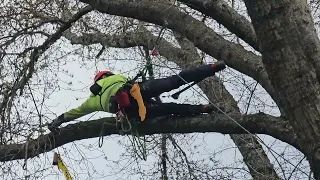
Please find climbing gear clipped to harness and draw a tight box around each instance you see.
[115,89,131,108]
[114,82,146,121]
[115,111,132,133]
[52,152,73,180]
[130,60,153,82]
[109,21,168,161]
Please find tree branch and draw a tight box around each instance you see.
[172,32,280,180]
[0,5,93,143]
[178,0,258,51]
[64,23,285,179]
[78,0,276,102]
[0,113,298,162]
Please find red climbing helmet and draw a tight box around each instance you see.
[94,70,114,82]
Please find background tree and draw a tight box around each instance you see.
[0,0,319,179]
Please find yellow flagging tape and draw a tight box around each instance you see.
[53,152,73,180]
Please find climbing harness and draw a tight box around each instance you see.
[94,81,126,111]
[105,23,168,161]
[52,152,73,180]
[99,22,168,161]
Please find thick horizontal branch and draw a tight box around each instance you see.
[64,27,153,48]
[64,27,199,65]
[0,113,299,162]
[178,0,258,50]
[78,0,276,104]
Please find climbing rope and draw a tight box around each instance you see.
[131,20,311,177]
[98,123,106,148]
[113,110,147,160]
[129,119,147,161]
[115,111,132,133]
[150,50,312,178]
[113,22,168,161]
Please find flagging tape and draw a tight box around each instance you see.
[53,152,73,180]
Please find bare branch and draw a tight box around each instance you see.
[63,20,283,179]
[78,0,276,102]
[178,0,258,51]
[0,5,93,143]
[172,32,280,180]
[0,113,298,162]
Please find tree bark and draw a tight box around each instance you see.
[244,0,320,179]
[78,0,276,103]
[0,113,297,162]
[177,0,258,50]
[174,33,279,180]
[63,27,298,153]
[200,78,280,180]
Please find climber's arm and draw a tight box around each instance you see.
[63,96,102,121]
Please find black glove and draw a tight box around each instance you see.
[48,114,66,132]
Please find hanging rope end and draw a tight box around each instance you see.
[52,152,58,165]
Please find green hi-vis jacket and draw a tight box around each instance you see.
[63,74,129,121]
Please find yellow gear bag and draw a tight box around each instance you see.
[53,152,73,180]
[130,83,146,121]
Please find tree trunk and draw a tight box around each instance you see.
[244,0,320,179]
[174,33,279,180]
[199,78,279,180]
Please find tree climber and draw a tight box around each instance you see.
[48,61,226,132]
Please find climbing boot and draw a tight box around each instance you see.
[202,104,225,114]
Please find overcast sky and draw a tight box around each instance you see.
[4,44,308,180]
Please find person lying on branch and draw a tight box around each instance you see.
[48,61,226,132]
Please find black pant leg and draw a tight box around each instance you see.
[139,64,217,98]
[146,103,203,119]
[139,76,182,98]
[123,100,204,120]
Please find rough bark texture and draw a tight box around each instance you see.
[3,0,320,179]
[174,33,279,180]
[243,0,320,179]
[178,0,258,50]
[78,0,276,102]
[201,78,280,180]
[0,113,296,162]
[63,26,298,153]
[62,5,285,177]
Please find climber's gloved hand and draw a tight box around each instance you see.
[48,114,66,133]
